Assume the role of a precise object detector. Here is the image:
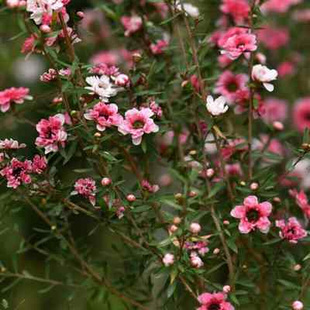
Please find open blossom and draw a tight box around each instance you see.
[0,158,32,189]
[215,70,248,103]
[118,108,159,145]
[206,95,229,116]
[150,39,169,55]
[0,87,32,113]
[262,98,287,124]
[258,27,289,51]
[190,252,204,268]
[84,102,123,131]
[252,65,278,92]
[290,189,310,218]
[197,292,235,310]
[85,75,120,101]
[26,0,67,25]
[0,139,26,150]
[231,196,272,234]
[276,217,307,244]
[35,114,67,154]
[72,178,96,206]
[221,33,257,60]
[293,98,310,132]
[32,155,47,174]
[121,15,143,37]
[220,0,250,24]
[176,2,199,18]
[162,253,174,266]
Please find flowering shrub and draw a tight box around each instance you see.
[0,0,310,309]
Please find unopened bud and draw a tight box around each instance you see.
[223,220,230,226]
[213,248,220,255]
[293,264,302,271]
[189,150,197,156]
[189,222,201,234]
[101,177,111,186]
[173,217,181,225]
[175,193,183,200]
[292,301,303,310]
[132,52,142,63]
[94,132,101,138]
[273,121,284,131]
[206,168,215,178]
[76,11,85,18]
[240,181,246,186]
[250,182,259,191]
[188,190,197,197]
[301,143,310,152]
[40,24,51,33]
[273,197,281,203]
[126,194,136,202]
[169,225,178,233]
[223,285,231,293]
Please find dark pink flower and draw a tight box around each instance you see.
[150,39,169,55]
[230,196,272,234]
[215,70,248,103]
[220,0,250,24]
[197,292,234,310]
[32,155,47,174]
[72,178,96,206]
[121,15,143,37]
[221,33,257,60]
[35,114,67,154]
[276,217,307,243]
[141,179,159,193]
[118,108,159,145]
[277,61,295,78]
[258,27,289,50]
[21,35,37,54]
[0,87,32,113]
[262,98,287,124]
[84,102,123,132]
[0,158,32,189]
[293,98,310,132]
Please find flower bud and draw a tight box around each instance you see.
[223,220,230,226]
[273,121,284,131]
[189,150,197,156]
[292,301,303,310]
[223,285,231,294]
[101,177,111,186]
[250,182,259,191]
[213,248,220,255]
[190,222,201,234]
[40,25,51,33]
[188,190,197,197]
[76,11,85,18]
[94,132,101,138]
[173,217,182,225]
[162,253,174,267]
[206,168,215,178]
[169,225,178,233]
[293,264,302,271]
[132,52,142,63]
[115,74,130,87]
[240,181,246,186]
[126,194,136,202]
[175,193,183,200]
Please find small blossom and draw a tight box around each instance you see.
[206,95,229,116]
[72,178,96,206]
[150,39,169,55]
[32,155,47,174]
[189,222,201,234]
[190,252,204,268]
[118,108,159,145]
[149,101,162,118]
[84,102,123,132]
[223,285,231,294]
[35,114,67,154]
[230,195,272,234]
[0,139,26,150]
[141,179,160,193]
[0,87,32,113]
[197,292,235,310]
[0,158,32,189]
[276,217,307,243]
[162,253,174,266]
[126,194,136,202]
[85,75,120,101]
[292,301,304,310]
[121,15,143,37]
[252,64,278,92]
[176,2,199,18]
[40,68,57,82]
[113,74,130,87]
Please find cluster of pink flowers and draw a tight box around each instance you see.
[71,178,97,206]
[0,87,32,112]
[0,139,26,150]
[197,292,234,310]
[0,155,47,189]
[35,114,68,154]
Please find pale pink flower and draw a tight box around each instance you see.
[162,253,174,266]
[72,178,96,206]
[292,300,304,310]
[220,0,250,24]
[277,61,296,78]
[221,33,257,60]
[189,222,201,234]
[90,63,120,77]
[215,70,248,103]
[0,87,32,113]
[35,114,67,154]
[293,98,310,132]
[32,155,47,174]
[185,241,209,256]
[176,2,199,18]
[262,98,287,124]
[84,102,123,132]
[252,64,278,92]
[231,196,272,234]
[197,292,235,310]
[0,158,32,189]
[141,179,159,193]
[206,95,229,116]
[0,139,26,150]
[262,0,302,14]
[276,217,307,244]
[6,0,26,8]
[190,252,204,268]
[121,15,143,37]
[118,108,159,145]
[113,74,130,87]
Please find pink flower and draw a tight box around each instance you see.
[150,39,169,55]
[220,0,250,24]
[121,15,143,37]
[35,114,68,154]
[0,87,32,113]
[21,35,37,54]
[197,292,234,310]
[277,61,296,78]
[262,98,287,124]
[40,68,57,82]
[0,158,32,189]
[6,0,26,8]
[113,74,130,87]
[72,178,96,206]
[290,189,310,218]
[141,179,159,193]
[258,27,289,50]
[252,65,278,92]
[221,33,257,60]
[261,0,302,14]
[32,155,47,174]
[190,252,204,268]
[293,98,310,132]
[218,27,248,48]
[84,102,123,132]
[0,139,26,150]
[276,217,307,243]
[162,253,174,266]
[149,101,162,118]
[230,196,272,234]
[118,108,159,145]
[215,70,248,103]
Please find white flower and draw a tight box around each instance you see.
[176,2,200,18]
[85,75,120,101]
[206,95,229,116]
[251,64,278,92]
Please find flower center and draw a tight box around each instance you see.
[208,304,220,310]
[227,82,238,92]
[12,167,23,177]
[246,209,260,223]
[304,112,310,121]
[133,120,145,129]
[237,43,245,49]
